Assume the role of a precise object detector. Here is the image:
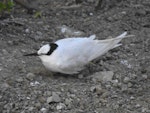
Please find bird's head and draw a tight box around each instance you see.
[24,43,58,57]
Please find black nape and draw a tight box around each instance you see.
[47,43,58,55]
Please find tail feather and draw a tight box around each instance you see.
[88,32,133,61]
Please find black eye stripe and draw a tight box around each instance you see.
[47,43,58,55]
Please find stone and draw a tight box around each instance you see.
[26,73,36,80]
[90,85,104,95]
[78,74,84,79]
[121,84,128,92]
[65,98,72,106]
[128,82,133,88]
[35,102,41,109]
[25,28,30,33]
[142,74,148,79]
[56,103,66,110]
[30,81,40,86]
[40,108,47,113]
[102,71,114,82]
[123,77,130,83]
[16,77,24,82]
[47,92,61,104]
[92,71,114,82]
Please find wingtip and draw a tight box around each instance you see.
[89,34,96,39]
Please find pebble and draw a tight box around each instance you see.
[65,98,72,106]
[112,79,119,87]
[130,96,135,100]
[127,82,133,88]
[47,92,61,104]
[102,71,114,82]
[135,104,141,108]
[40,108,47,113]
[90,85,104,95]
[78,74,84,79]
[142,107,149,113]
[26,73,36,80]
[123,77,130,83]
[39,97,45,103]
[142,74,148,79]
[36,31,43,36]
[25,28,30,33]
[7,40,14,45]
[56,103,66,110]
[91,71,114,83]
[28,106,34,111]
[101,91,110,98]
[30,81,40,86]
[16,77,24,82]
[121,84,128,92]
[2,49,8,55]
[35,102,41,109]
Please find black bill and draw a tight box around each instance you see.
[24,52,38,56]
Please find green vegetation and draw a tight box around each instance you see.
[0,0,14,12]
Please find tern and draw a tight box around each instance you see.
[24,32,132,74]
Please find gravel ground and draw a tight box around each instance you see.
[0,0,150,113]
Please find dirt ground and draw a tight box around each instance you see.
[0,0,150,113]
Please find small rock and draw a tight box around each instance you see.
[40,108,47,113]
[46,91,52,96]
[16,77,24,82]
[127,82,133,88]
[26,97,30,100]
[102,71,114,81]
[90,85,104,95]
[30,81,40,86]
[7,40,14,45]
[92,71,114,83]
[65,98,72,106]
[89,12,93,16]
[25,28,30,33]
[142,74,148,79]
[113,104,119,109]
[121,84,128,92]
[58,25,85,37]
[101,91,110,98]
[120,60,132,68]
[135,104,141,108]
[132,74,137,78]
[65,98,72,109]
[2,49,8,55]
[39,97,45,103]
[130,96,135,100]
[47,92,61,104]
[142,107,148,113]
[28,106,34,111]
[78,74,84,79]
[123,77,130,83]
[112,79,119,87]
[56,103,66,110]
[35,102,41,109]
[36,31,43,36]
[26,73,36,80]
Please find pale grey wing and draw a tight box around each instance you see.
[88,32,128,61]
[55,35,96,45]
[54,36,97,73]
